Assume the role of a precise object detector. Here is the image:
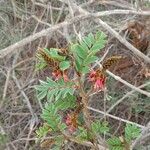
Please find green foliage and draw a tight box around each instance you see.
[76,127,89,141]
[91,121,109,134]
[51,135,65,150]
[71,31,107,74]
[35,57,47,71]
[35,77,75,101]
[107,124,141,150]
[45,48,66,61]
[36,123,51,138]
[54,94,77,111]
[35,31,109,149]
[107,137,124,150]
[59,60,70,71]
[125,124,141,142]
[41,103,66,132]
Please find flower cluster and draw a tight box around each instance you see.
[89,70,106,91]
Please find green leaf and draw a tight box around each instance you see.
[41,103,61,131]
[107,137,124,150]
[35,78,75,102]
[59,123,67,132]
[75,56,82,72]
[37,90,47,100]
[51,136,64,150]
[36,123,51,138]
[90,41,105,53]
[96,31,107,40]
[88,33,95,44]
[47,89,56,102]
[43,48,66,61]
[83,36,92,48]
[59,61,70,71]
[91,121,109,134]
[47,77,57,87]
[125,124,141,142]
[76,127,88,141]
[81,66,89,74]
[76,44,87,59]
[35,61,47,71]
[71,44,87,58]
[79,40,89,51]
[54,94,77,111]
[71,31,107,74]
[83,56,98,65]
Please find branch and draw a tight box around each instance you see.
[88,106,145,129]
[106,70,150,97]
[95,18,150,64]
[107,82,150,113]
[94,9,150,16]
[63,0,150,63]
[1,9,150,58]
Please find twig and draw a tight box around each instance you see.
[1,9,150,58]
[95,0,134,10]
[12,53,35,118]
[55,3,66,24]
[107,82,150,113]
[12,73,35,117]
[64,1,150,63]
[106,70,150,97]
[95,18,150,64]
[93,9,150,16]
[0,15,84,58]
[24,118,37,150]
[2,69,11,100]
[92,45,113,70]
[32,15,51,27]
[88,106,145,129]
[34,2,63,11]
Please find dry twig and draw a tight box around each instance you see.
[88,106,145,129]
[1,9,150,59]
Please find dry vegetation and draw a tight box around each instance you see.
[0,0,150,150]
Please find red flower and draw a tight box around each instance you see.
[89,70,106,91]
[94,77,105,90]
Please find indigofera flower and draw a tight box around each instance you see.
[89,69,106,91]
